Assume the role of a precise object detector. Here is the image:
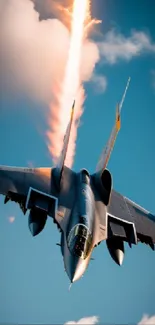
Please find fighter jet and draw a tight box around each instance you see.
[1,78,155,283]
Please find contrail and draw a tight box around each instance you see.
[0,0,101,165]
[58,0,88,168]
[47,0,97,168]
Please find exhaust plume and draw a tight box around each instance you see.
[47,0,94,168]
[0,0,100,167]
[64,314,155,325]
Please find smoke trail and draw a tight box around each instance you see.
[47,0,98,168]
[0,0,101,167]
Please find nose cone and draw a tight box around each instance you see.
[68,257,86,283]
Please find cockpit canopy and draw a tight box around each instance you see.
[67,224,93,260]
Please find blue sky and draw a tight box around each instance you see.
[0,0,155,324]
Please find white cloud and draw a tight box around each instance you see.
[1,1,155,166]
[91,74,107,93]
[0,0,100,103]
[0,0,103,168]
[64,314,155,325]
[98,29,155,64]
[1,2,155,101]
[64,316,99,325]
[138,314,155,324]
[8,216,15,223]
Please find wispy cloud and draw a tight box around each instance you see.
[98,29,155,64]
[64,314,155,325]
[64,316,99,325]
[1,1,155,100]
[0,0,101,167]
[8,216,15,223]
[0,0,100,103]
[138,314,155,324]
[91,74,107,94]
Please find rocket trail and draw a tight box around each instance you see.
[47,0,92,168]
[59,0,89,168]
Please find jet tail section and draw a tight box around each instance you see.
[55,100,75,187]
[96,77,131,173]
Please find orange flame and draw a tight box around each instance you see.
[53,0,101,35]
[47,0,100,168]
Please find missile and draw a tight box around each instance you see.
[28,208,47,236]
[106,237,125,266]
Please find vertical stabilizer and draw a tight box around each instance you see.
[96,77,131,172]
[55,100,75,186]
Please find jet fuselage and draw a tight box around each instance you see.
[56,168,98,283]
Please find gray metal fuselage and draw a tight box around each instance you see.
[0,165,107,283]
[54,167,107,283]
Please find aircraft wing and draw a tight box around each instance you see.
[107,189,155,248]
[0,166,53,213]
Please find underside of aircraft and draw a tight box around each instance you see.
[1,78,155,282]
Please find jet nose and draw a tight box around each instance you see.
[69,257,86,283]
[69,263,78,283]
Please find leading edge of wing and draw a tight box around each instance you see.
[0,165,67,231]
[108,189,155,246]
[124,196,155,221]
[0,165,53,196]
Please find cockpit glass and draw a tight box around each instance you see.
[67,224,92,259]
